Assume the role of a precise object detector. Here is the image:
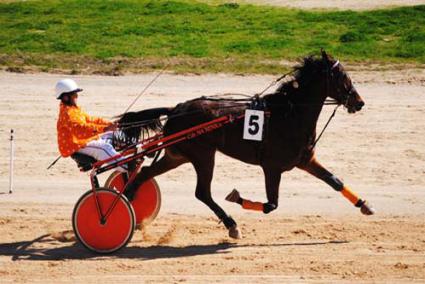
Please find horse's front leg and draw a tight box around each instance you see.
[298,157,375,215]
[225,167,281,214]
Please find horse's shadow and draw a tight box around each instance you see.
[0,234,348,261]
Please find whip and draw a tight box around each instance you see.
[123,63,169,113]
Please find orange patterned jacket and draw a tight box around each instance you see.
[57,103,112,157]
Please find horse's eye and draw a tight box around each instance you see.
[341,73,349,84]
[339,72,350,85]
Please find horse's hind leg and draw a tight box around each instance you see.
[188,148,241,239]
[225,167,281,214]
[298,157,375,215]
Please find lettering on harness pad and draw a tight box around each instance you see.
[186,122,223,140]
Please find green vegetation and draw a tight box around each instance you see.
[0,0,424,74]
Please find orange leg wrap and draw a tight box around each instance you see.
[341,186,360,205]
[242,200,264,211]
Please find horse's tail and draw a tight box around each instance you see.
[116,107,172,144]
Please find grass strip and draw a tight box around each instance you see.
[0,0,424,74]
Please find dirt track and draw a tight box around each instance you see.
[0,67,424,283]
[237,0,425,10]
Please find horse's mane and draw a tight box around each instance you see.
[275,55,328,95]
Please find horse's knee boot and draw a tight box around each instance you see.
[263,203,277,214]
[324,175,344,191]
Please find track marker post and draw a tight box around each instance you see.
[9,129,14,194]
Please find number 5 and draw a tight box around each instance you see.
[243,110,264,141]
[248,115,260,135]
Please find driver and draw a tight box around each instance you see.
[55,78,126,172]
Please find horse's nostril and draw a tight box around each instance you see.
[356,101,365,111]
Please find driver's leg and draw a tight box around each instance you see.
[77,135,128,172]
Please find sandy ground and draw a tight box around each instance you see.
[234,0,425,10]
[0,66,424,283]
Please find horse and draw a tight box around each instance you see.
[117,50,375,239]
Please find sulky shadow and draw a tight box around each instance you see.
[0,234,348,261]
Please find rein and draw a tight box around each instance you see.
[308,60,341,150]
[119,62,345,150]
[118,102,249,129]
[310,105,340,150]
[257,70,295,96]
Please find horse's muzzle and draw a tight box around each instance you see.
[347,101,364,113]
[347,96,365,113]
[356,101,365,111]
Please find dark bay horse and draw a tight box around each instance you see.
[118,51,375,239]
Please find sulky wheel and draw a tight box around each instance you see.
[105,171,161,225]
[72,188,135,254]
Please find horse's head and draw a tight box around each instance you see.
[321,50,365,113]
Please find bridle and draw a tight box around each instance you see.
[328,59,358,109]
[311,59,354,150]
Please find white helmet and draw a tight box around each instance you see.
[55,78,83,99]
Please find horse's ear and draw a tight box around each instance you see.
[321,48,329,61]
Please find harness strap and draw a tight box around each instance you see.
[310,105,340,150]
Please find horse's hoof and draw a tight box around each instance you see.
[225,189,240,203]
[228,225,242,239]
[360,201,376,215]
